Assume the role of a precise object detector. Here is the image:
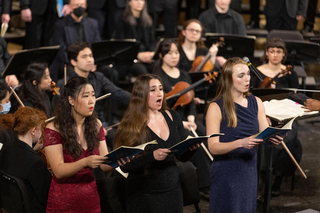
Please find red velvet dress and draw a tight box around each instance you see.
[43,126,105,213]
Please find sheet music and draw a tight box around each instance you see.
[263,99,318,121]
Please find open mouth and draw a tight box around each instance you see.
[156,98,162,105]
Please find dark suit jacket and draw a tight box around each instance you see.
[0,138,52,213]
[87,0,125,9]
[0,0,11,14]
[53,15,101,64]
[264,0,308,19]
[19,0,68,15]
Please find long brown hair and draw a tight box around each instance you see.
[177,19,206,48]
[123,0,152,28]
[0,106,46,136]
[214,57,249,127]
[114,74,167,148]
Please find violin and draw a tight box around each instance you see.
[260,65,292,89]
[165,72,217,110]
[51,81,60,95]
[189,37,225,73]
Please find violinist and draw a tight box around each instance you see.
[177,19,226,72]
[250,37,299,89]
[0,106,52,213]
[153,38,211,199]
[0,80,11,115]
[250,38,301,199]
[10,62,53,117]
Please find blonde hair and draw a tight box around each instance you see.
[214,57,249,127]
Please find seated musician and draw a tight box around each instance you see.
[10,63,53,117]
[112,0,155,79]
[153,38,211,199]
[177,19,225,73]
[0,80,11,115]
[0,107,52,213]
[251,37,299,89]
[250,37,302,200]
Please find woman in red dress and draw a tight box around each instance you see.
[43,77,115,212]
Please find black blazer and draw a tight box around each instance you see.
[0,138,52,213]
[53,15,101,63]
[264,0,308,19]
[0,0,11,14]
[87,0,125,9]
[19,0,68,15]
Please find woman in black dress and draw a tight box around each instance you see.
[114,74,199,213]
[113,0,155,79]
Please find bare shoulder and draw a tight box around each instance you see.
[206,102,222,120]
[255,96,263,107]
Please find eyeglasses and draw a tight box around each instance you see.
[186,28,201,34]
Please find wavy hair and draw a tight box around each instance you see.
[178,19,206,48]
[213,57,249,128]
[0,106,46,136]
[123,0,152,28]
[114,74,167,148]
[18,62,50,116]
[53,77,100,159]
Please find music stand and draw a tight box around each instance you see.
[91,40,140,66]
[205,33,256,58]
[284,40,319,65]
[1,46,59,80]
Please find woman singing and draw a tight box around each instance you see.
[43,77,114,213]
[114,74,199,213]
[206,57,282,212]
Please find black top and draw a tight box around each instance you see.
[198,6,246,35]
[0,138,52,213]
[120,110,193,213]
[178,46,221,72]
[113,17,156,52]
[250,69,299,89]
[56,69,131,122]
[155,68,197,120]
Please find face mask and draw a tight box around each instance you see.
[73,6,85,18]
[1,101,11,114]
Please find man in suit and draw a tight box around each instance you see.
[264,0,308,31]
[51,0,101,81]
[0,0,11,24]
[20,0,72,49]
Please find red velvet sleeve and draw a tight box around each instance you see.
[43,128,63,147]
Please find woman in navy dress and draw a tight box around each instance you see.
[206,57,282,212]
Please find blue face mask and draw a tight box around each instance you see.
[1,101,11,114]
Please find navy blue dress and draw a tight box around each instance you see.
[210,95,259,213]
